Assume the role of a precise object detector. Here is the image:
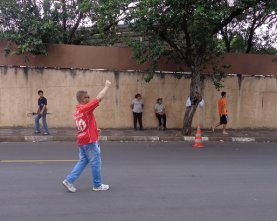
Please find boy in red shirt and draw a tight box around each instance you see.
[63,80,111,192]
[212,91,229,134]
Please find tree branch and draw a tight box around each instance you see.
[68,12,83,44]
[213,7,245,34]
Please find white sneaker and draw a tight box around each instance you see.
[62,180,77,193]
[92,184,110,192]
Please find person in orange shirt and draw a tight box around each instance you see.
[212,91,228,134]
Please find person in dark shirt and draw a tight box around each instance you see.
[35,90,49,135]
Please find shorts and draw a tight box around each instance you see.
[220,115,228,124]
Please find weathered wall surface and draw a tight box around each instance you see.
[0,67,276,129]
[1,41,277,76]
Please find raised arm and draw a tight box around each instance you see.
[96,80,111,101]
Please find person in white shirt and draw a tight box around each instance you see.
[155,98,166,130]
[130,93,144,130]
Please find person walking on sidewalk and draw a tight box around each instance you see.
[155,98,166,130]
[34,90,49,135]
[62,80,111,193]
[212,91,229,134]
[131,93,144,130]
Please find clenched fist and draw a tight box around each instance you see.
[105,80,111,87]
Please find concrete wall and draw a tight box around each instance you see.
[0,67,276,129]
[1,41,277,76]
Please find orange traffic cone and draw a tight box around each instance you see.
[193,125,204,148]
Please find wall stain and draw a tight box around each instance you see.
[1,66,8,75]
[114,71,119,90]
[114,71,120,106]
[69,69,77,78]
[159,71,165,79]
[172,95,176,103]
[35,67,44,74]
[262,94,264,109]
[237,74,243,93]
[23,67,28,80]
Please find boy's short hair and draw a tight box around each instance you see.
[38,90,43,94]
[135,93,141,98]
[221,91,226,97]
[76,90,88,103]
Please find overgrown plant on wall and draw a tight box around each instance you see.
[96,0,277,135]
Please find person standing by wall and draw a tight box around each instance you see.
[131,93,144,130]
[212,91,228,134]
[62,80,111,193]
[155,98,167,130]
[34,90,49,135]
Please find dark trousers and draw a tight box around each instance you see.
[133,112,143,129]
[156,113,166,128]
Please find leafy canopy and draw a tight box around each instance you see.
[0,0,95,55]
[96,0,276,83]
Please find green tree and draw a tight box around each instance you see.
[96,0,277,135]
[0,0,94,55]
[219,0,277,54]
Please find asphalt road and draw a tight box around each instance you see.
[0,141,277,221]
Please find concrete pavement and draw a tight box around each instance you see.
[0,127,277,142]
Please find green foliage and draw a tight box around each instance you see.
[210,69,228,90]
[0,0,57,55]
[96,0,276,87]
[0,0,95,56]
[218,0,277,54]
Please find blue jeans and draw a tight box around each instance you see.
[65,142,102,188]
[35,114,49,133]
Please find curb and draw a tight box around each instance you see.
[25,136,54,142]
[0,136,25,142]
[184,136,209,141]
[231,137,255,142]
[0,135,276,143]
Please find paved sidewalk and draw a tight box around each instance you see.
[0,127,277,142]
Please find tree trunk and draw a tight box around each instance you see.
[182,68,202,135]
[68,12,83,44]
[182,104,198,135]
[61,0,67,43]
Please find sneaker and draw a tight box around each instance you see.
[62,180,77,193]
[92,184,110,192]
[43,132,49,135]
[34,131,41,134]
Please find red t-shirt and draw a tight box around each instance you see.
[74,99,100,146]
